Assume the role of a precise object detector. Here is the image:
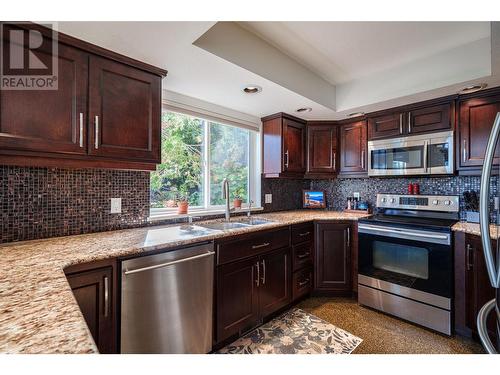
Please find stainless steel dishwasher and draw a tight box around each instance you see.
[120,242,214,353]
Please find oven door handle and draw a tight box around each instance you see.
[358,224,450,244]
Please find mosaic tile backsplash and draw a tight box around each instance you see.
[310,175,498,220]
[1,166,150,244]
[261,178,311,212]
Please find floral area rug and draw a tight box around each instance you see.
[217,308,362,354]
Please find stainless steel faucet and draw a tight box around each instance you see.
[222,178,233,222]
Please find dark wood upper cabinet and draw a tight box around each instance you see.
[306,122,338,176]
[339,120,367,175]
[458,91,500,170]
[407,102,453,135]
[314,222,352,294]
[66,265,116,354]
[0,29,89,155]
[88,56,161,163]
[367,99,453,141]
[367,112,404,140]
[262,113,306,178]
[0,22,166,171]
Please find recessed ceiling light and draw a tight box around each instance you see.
[348,112,365,118]
[458,83,487,95]
[243,85,262,94]
[296,107,312,113]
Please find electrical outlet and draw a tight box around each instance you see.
[111,198,122,214]
[265,194,272,204]
[353,192,360,200]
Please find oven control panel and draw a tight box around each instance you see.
[377,194,459,212]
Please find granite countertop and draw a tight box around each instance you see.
[451,221,500,239]
[0,210,369,354]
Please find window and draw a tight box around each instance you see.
[150,111,261,216]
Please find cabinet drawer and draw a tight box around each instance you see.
[291,222,314,245]
[216,228,290,265]
[292,242,313,271]
[292,267,313,301]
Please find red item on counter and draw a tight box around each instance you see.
[413,183,420,195]
[408,183,414,195]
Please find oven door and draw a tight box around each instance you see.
[358,223,452,301]
[368,138,428,176]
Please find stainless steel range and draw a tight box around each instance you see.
[357,193,459,335]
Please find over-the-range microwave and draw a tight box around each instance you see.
[368,130,454,176]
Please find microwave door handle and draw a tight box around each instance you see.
[423,141,428,173]
[479,111,500,288]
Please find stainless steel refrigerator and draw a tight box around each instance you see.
[478,112,500,354]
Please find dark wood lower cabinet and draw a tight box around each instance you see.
[216,256,260,343]
[66,264,116,353]
[454,232,496,339]
[215,244,292,344]
[259,247,292,317]
[314,222,352,295]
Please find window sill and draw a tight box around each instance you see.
[148,207,264,222]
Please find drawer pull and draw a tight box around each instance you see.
[298,278,310,287]
[297,252,310,259]
[252,242,270,250]
[298,232,311,237]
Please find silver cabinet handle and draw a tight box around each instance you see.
[297,252,310,259]
[479,112,500,288]
[399,113,403,134]
[466,244,474,271]
[124,251,214,275]
[95,115,99,149]
[408,112,412,133]
[361,149,365,170]
[284,150,289,169]
[255,261,260,287]
[462,139,467,163]
[333,150,336,171]
[103,276,109,318]
[298,278,310,287]
[79,113,84,148]
[298,231,310,237]
[261,259,266,285]
[252,242,270,250]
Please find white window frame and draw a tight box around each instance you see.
[149,110,262,220]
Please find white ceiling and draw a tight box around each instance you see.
[241,22,491,84]
[57,21,499,121]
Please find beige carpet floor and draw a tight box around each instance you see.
[297,297,485,354]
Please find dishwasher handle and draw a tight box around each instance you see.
[124,251,214,275]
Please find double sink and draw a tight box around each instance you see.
[199,217,272,230]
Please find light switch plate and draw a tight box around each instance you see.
[265,194,272,204]
[111,198,122,214]
[353,192,360,199]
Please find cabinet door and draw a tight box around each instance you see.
[283,118,306,173]
[88,55,161,162]
[259,247,292,318]
[314,222,351,292]
[307,124,337,175]
[0,29,88,155]
[216,257,260,343]
[367,112,403,140]
[465,235,497,336]
[458,94,500,168]
[67,267,115,353]
[407,102,452,135]
[339,120,367,174]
